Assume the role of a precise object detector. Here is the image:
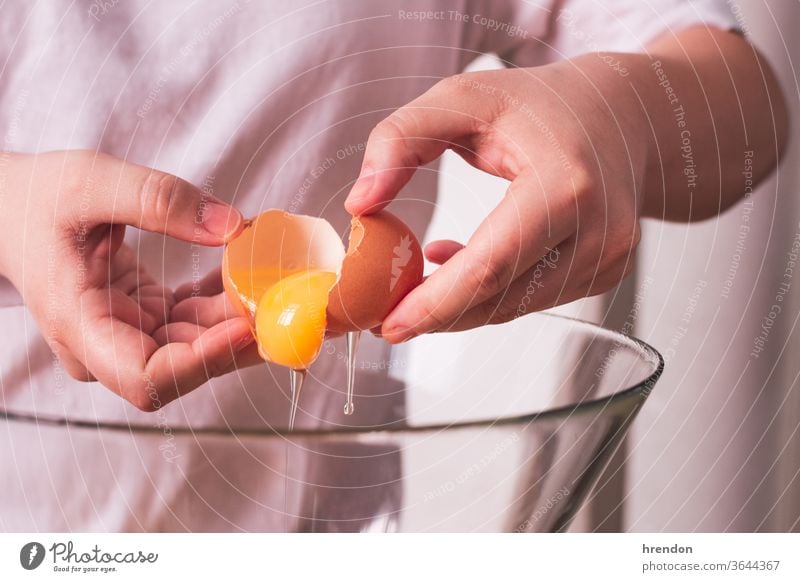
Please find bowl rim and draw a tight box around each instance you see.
[0,313,664,439]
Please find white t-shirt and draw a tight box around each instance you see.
[0,0,736,531]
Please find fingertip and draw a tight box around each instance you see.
[380,304,418,343]
[220,205,245,242]
[381,323,415,344]
[344,167,401,216]
[424,239,465,264]
[235,329,256,351]
[344,197,365,216]
[344,167,375,215]
[200,198,244,243]
[198,316,252,353]
[346,198,391,216]
[227,317,255,347]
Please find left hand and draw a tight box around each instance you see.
[346,56,648,343]
[0,150,258,410]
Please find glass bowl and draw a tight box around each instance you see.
[2,313,662,532]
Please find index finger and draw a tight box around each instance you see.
[345,77,495,216]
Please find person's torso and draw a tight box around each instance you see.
[0,0,554,431]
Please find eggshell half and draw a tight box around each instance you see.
[326,211,424,333]
[222,210,345,325]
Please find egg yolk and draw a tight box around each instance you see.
[254,270,337,369]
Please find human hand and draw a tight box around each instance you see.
[346,56,648,342]
[0,150,256,411]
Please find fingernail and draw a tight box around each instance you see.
[383,323,415,344]
[345,167,375,212]
[236,331,255,350]
[202,199,243,239]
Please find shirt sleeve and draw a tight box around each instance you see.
[485,0,742,67]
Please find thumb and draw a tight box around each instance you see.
[345,77,482,216]
[76,151,243,245]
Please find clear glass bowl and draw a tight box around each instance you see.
[2,313,662,532]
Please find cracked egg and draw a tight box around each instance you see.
[222,209,423,370]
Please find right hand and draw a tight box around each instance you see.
[0,150,259,411]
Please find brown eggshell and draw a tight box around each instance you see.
[326,211,424,333]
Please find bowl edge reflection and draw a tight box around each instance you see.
[0,313,664,440]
